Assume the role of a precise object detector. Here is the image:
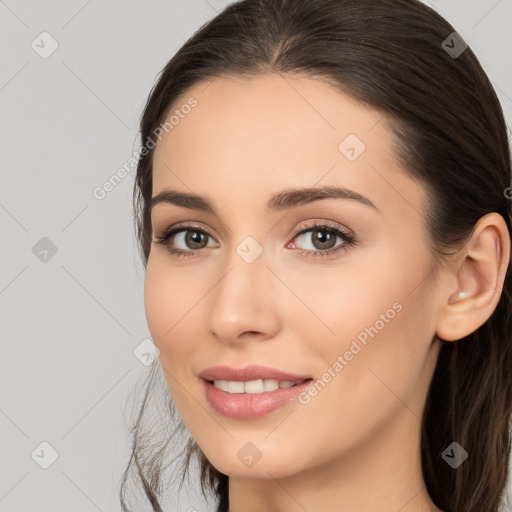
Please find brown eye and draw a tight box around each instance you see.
[310,228,338,250]
[290,222,356,258]
[182,230,209,249]
[153,224,219,258]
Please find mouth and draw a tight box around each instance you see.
[206,378,311,394]
[198,363,312,384]
[198,364,314,419]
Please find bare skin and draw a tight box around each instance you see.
[144,73,510,512]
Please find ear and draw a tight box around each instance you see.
[435,212,510,342]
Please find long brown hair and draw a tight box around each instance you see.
[121,1,512,511]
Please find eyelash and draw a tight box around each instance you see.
[153,221,356,259]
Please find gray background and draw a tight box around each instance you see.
[1,1,511,511]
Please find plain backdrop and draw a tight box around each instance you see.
[1,1,511,511]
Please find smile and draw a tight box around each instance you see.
[212,378,308,394]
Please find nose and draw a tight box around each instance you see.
[207,245,281,345]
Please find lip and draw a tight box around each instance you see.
[202,379,313,419]
[198,364,312,382]
[198,364,314,420]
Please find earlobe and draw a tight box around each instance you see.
[435,213,510,342]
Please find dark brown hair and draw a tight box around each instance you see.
[121,1,512,511]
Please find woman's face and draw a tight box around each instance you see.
[145,73,444,482]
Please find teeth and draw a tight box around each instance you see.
[213,379,305,394]
[263,379,280,391]
[245,379,267,394]
[213,379,229,392]
[228,381,245,393]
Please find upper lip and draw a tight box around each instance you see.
[199,364,312,382]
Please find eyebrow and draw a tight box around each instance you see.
[149,185,380,215]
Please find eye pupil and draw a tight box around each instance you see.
[313,228,336,250]
[186,230,207,249]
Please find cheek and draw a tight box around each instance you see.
[144,255,202,341]
[317,277,434,428]
[143,259,172,344]
[288,250,433,405]
[313,245,433,355]
[273,256,402,357]
[143,257,199,371]
[144,260,201,416]
[288,297,432,469]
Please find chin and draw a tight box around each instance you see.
[199,439,302,479]
[212,457,295,480]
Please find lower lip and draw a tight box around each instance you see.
[202,379,313,419]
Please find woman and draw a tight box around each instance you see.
[120,0,512,511]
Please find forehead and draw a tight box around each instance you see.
[151,73,424,219]
[154,72,390,164]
